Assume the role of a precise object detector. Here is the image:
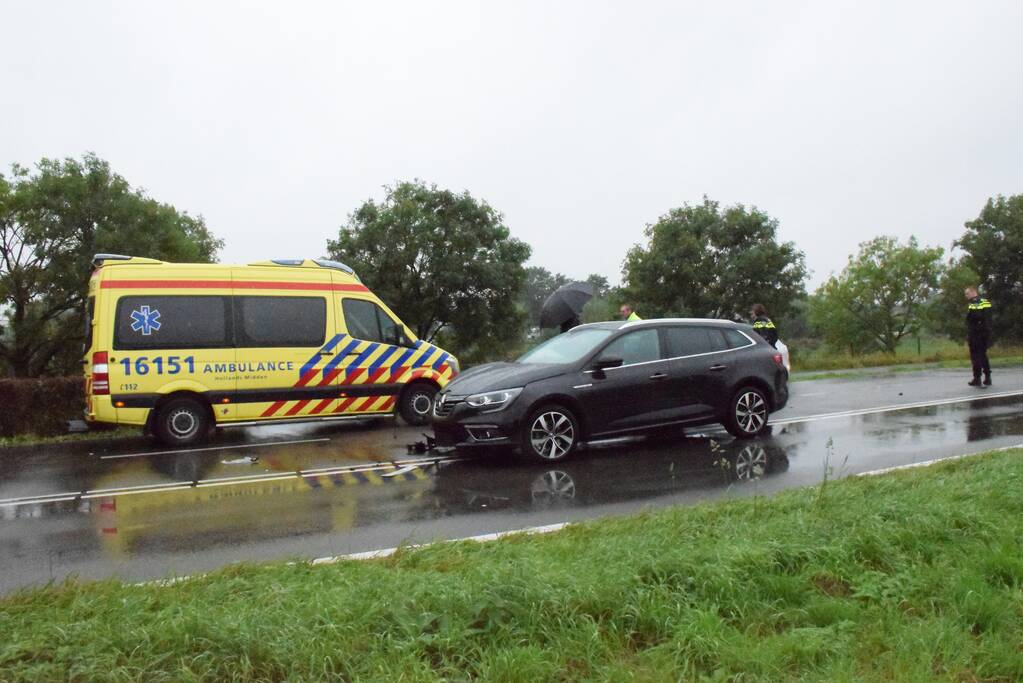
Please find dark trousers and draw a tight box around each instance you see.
[968,339,991,379]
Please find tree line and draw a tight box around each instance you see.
[2,153,1020,376]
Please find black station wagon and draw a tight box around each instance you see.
[431,319,789,461]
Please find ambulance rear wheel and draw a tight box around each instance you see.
[400,382,437,426]
[154,397,210,447]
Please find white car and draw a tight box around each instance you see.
[776,339,791,374]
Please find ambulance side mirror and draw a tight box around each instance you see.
[387,327,415,348]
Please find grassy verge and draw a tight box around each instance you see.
[3,450,1022,681]
[791,337,1023,373]
[0,426,139,449]
[792,355,1023,382]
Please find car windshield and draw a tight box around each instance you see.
[517,328,614,364]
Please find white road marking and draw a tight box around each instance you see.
[772,388,1023,426]
[99,437,331,460]
[382,465,419,477]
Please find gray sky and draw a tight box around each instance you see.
[4,1,1022,288]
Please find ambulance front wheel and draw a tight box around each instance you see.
[154,397,211,447]
[399,382,437,426]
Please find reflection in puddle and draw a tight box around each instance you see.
[433,435,789,512]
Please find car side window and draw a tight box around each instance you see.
[342,298,401,344]
[664,326,727,357]
[722,328,753,349]
[600,328,661,365]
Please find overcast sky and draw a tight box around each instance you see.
[4,1,1021,288]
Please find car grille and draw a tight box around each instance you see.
[432,393,465,418]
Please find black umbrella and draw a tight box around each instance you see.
[540,281,595,329]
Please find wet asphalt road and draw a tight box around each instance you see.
[1,367,1022,595]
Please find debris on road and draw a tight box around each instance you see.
[406,434,438,454]
[222,456,259,465]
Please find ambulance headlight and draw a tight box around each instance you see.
[449,357,460,375]
[465,388,522,412]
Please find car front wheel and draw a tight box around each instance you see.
[521,405,579,462]
[724,387,769,438]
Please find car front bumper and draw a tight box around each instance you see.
[430,399,521,448]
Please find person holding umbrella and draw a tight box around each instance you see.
[540,282,595,333]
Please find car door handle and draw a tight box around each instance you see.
[649,372,668,380]
[318,351,334,356]
[709,364,727,371]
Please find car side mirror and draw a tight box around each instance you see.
[592,356,624,371]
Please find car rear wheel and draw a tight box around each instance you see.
[724,387,769,438]
[521,405,579,462]
[154,397,210,447]
[400,382,437,426]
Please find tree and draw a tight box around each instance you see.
[0,155,222,376]
[955,194,1023,342]
[326,180,531,363]
[622,198,807,320]
[929,258,980,342]
[808,236,944,354]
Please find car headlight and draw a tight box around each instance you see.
[448,357,460,375]
[465,387,522,412]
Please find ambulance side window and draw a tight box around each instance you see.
[234,296,326,348]
[342,299,400,344]
[114,295,231,350]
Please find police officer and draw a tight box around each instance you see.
[619,304,642,322]
[749,303,778,348]
[965,287,993,387]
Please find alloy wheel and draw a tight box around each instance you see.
[529,411,575,460]
[734,391,767,435]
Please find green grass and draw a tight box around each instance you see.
[791,336,1023,373]
[792,354,1023,382]
[2,450,1022,681]
[0,426,139,449]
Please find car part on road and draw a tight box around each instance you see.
[406,434,439,455]
[522,405,580,461]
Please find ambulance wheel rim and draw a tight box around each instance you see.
[410,392,432,416]
[168,408,198,438]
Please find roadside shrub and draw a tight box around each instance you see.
[0,377,84,438]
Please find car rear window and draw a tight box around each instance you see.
[664,326,728,357]
[114,296,231,350]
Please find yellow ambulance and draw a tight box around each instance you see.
[84,255,458,445]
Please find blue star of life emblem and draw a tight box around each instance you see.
[130,305,162,336]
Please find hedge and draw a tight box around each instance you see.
[0,377,86,438]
